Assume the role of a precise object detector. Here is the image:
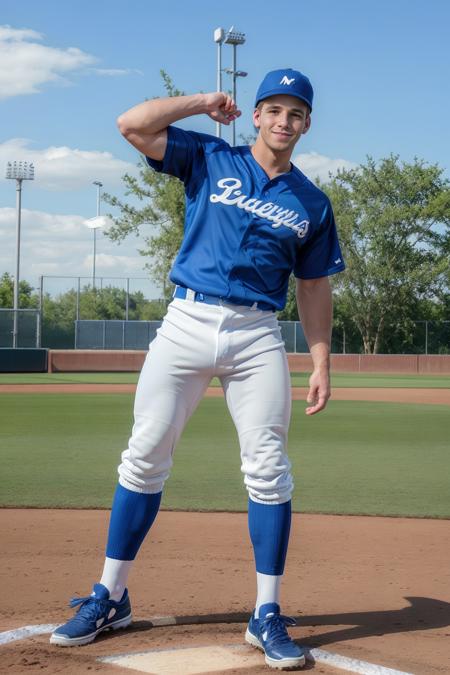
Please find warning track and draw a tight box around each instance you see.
[0,383,449,405]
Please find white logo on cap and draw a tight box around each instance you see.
[280,76,295,85]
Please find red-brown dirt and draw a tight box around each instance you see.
[1,383,449,405]
[1,510,449,675]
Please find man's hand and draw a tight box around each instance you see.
[204,92,241,126]
[305,367,331,415]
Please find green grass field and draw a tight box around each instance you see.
[0,393,448,517]
[1,371,449,388]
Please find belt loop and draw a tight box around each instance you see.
[186,288,195,302]
[250,302,258,310]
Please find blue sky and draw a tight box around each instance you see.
[1,0,449,296]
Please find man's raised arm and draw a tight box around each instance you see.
[117,93,240,160]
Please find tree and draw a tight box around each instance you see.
[0,272,38,308]
[40,285,168,348]
[103,72,185,299]
[321,156,450,353]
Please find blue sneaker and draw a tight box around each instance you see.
[50,583,132,647]
[245,602,306,669]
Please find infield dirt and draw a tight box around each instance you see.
[0,383,449,405]
[1,509,449,675]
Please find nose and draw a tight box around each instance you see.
[276,112,290,129]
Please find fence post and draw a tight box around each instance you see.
[126,278,130,321]
[38,275,43,348]
[76,277,80,321]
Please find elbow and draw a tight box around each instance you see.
[116,114,132,138]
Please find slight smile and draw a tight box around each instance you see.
[272,131,293,139]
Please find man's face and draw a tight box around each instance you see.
[253,95,311,155]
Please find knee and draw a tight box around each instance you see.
[245,473,293,504]
[118,415,178,492]
[240,425,293,504]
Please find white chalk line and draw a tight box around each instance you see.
[310,647,413,674]
[0,621,414,675]
[0,624,58,645]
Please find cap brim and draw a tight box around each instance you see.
[255,89,312,111]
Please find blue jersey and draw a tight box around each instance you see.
[146,126,345,311]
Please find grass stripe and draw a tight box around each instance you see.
[0,395,448,517]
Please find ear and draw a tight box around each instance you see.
[302,113,311,135]
[253,107,261,129]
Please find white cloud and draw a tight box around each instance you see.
[0,207,158,296]
[93,68,143,77]
[0,26,42,41]
[0,138,137,191]
[0,25,143,100]
[0,24,96,99]
[293,151,357,183]
[82,253,144,273]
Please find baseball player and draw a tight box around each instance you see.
[51,68,345,670]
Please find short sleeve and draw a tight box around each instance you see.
[145,126,227,192]
[145,126,205,184]
[294,201,345,279]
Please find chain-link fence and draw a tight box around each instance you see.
[75,320,310,351]
[3,275,448,353]
[75,320,163,350]
[39,275,166,348]
[331,321,450,355]
[0,309,40,348]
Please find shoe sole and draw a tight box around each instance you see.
[245,628,306,670]
[50,613,132,647]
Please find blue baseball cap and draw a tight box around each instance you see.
[255,68,314,111]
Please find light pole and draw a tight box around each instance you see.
[214,26,247,145]
[92,181,103,287]
[223,27,246,146]
[5,161,35,348]
[213,27,225,138]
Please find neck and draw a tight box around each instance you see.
[251,137,293,179]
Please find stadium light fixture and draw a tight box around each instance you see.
[5,161,35,348]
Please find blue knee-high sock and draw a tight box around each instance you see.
[248,498,291,575]
[106,484,162,560]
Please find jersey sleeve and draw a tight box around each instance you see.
[294,200,345,279]
[145,126,220,186]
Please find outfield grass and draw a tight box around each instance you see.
[0,372,140,384]
[0,371,449,388]
[0,394,448,517]
[290,372,450,389]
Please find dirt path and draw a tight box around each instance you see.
[1,383,449,405]
[1,510,449,674]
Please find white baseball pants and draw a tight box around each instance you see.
[118,296,293,503]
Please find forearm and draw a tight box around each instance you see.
[117,94,208,136]
[296,277,332,371]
